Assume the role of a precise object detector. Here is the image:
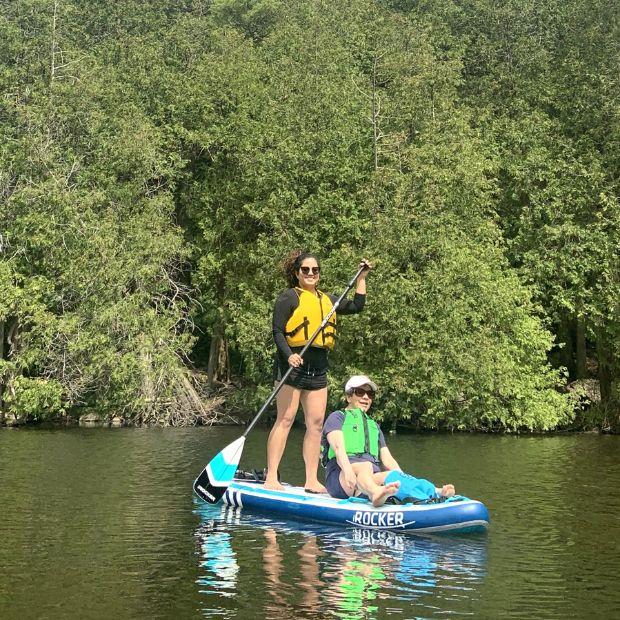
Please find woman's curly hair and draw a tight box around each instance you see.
[281,249,320,288]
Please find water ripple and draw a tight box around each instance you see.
[1,428,619,618]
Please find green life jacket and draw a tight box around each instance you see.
[324,407,381,464]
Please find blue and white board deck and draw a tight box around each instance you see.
[220,480,489,534]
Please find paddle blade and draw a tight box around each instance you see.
[193,436,246,504]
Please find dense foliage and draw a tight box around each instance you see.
[1,0,617,430]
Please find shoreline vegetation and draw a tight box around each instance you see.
[1,374,615,434]
[1,1,618,433]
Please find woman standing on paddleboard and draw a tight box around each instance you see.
[265,250,371,492]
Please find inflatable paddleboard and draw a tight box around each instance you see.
[217,480,489,534]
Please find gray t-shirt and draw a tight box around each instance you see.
[321,409,387,476]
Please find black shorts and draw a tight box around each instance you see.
[273,360,327,391]
[325,466,350,499]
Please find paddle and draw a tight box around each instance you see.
[193,263,367,504]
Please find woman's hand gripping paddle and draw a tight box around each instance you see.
[193,263,367,503]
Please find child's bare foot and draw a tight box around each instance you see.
[371,481,400,507]
[440,484,455,498]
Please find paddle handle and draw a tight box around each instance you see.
[243,264,366,436]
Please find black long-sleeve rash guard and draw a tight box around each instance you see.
[272,289,366,371]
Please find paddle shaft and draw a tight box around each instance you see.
[243,265,366,436]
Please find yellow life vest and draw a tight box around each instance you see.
[285,288,337,349]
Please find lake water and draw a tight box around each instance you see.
[1,426,619,618]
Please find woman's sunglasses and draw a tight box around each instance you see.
[299,266,320,275]
[352,387,375,398]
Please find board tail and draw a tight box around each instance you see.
[193,436,246,504]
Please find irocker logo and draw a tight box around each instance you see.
[348,511,414,529]
[197,485,216,501]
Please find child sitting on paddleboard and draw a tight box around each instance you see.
[321,375,456,507]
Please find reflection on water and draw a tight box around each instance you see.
[2,428,619,618]
[196,529,239,598]
[194,503,488,619]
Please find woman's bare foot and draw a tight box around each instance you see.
[371,481,400,507]
[264,479,284,491]
[304,482,327,494]
[440,484,455,498]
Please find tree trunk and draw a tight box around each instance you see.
[207,321,229,388]
[141,350,155,403]
[597,334,612,406]
[575,317,587,380]
[3,319,19,420]
[557,314,575,379]
[7,318,19,357]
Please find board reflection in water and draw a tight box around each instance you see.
[194,502,487,619]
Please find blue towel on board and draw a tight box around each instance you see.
[384,471,438,501]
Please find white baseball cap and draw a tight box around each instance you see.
[345,375,378,394]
